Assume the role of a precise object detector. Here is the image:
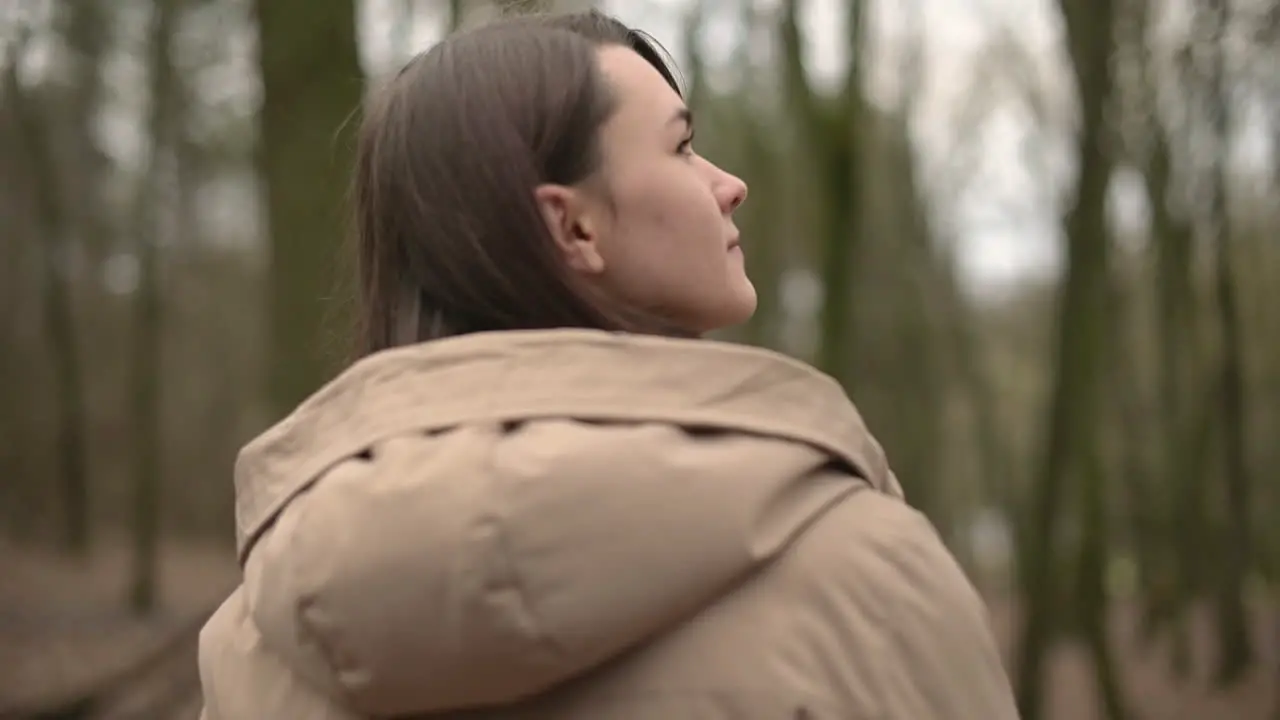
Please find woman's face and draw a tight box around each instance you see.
[536,45,756,335]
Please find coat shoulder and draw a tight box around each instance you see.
[762,486,1019,719]
[504,484,1020,720]
[198,587,361,720]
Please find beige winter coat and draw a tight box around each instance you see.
[198,329,1018,719]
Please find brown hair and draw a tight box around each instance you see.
[350,10,682,357]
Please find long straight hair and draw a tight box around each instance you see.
[349,11,684,357]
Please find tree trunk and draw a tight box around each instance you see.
[779,0,865,391]
[128,0,180,616]
[0,44,33,541]
[1013,0,1118,716]
[1211,142,1254,687]
[1140,123,1200,645]
[5,16,93,557]
[1077,442,1129,720]
[1204,0,1254,685]
[817,0,865,392]
[256,0,364,416]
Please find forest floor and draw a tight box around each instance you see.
[0,536,1275,719]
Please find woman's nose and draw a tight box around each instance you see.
[716,169,748,214]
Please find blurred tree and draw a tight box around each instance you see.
[779,0,866,391]
[4,3,99,556]
[255,0,363,415]
[128,0,182,616]
[0,38,35,540]
[1013,0,1121,716]
[1203,0,1254,686]
[1133,0,1202,652]
[738,112,782,349]
[851,2,955,529]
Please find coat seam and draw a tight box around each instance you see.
[478,424,564,671]
[236,402,898,564]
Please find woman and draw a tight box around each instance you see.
[198,10,1019,719]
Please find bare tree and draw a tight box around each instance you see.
[1014,0,1122,716]
[4,7,95,557]
[779,0,866,390]
[255,0,363,414]
[128,0,182,616]
[1203,0,1255,686]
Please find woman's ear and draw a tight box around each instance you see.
[534,183,606,275]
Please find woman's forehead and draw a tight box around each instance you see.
[597,46,685,129]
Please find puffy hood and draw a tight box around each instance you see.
[228,329,901,715]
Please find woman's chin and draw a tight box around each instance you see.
[705,283,759,333]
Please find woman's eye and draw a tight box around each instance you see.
[677,137,694,156]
